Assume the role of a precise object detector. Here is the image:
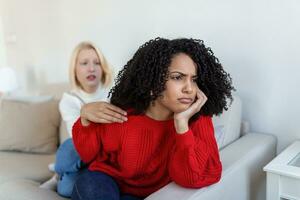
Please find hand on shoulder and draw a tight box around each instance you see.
[80,102,127,126]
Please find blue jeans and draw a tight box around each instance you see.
[71,170,142,200]
[55,138,85,197]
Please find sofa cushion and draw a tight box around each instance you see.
[0,179,68,200]
[0,151,55,185]
[0,98,60,154]
[212,95,242,149]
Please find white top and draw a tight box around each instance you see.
[59,87,110,137]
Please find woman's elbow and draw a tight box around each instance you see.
[175,170,222,189]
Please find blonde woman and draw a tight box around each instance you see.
[40,42,127,197]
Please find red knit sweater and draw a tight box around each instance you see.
[72,114,222,197]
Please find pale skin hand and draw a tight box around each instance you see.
[174,89,207,134]
[80,102,127,126]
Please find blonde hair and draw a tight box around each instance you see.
[69,41,112,90]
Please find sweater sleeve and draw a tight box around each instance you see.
[168,116,222,188]
[72,118,101,164]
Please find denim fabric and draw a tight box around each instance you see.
[55,138,83,174]
[55,138,85,197]
[71,170,142,200]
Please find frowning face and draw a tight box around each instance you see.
[154,53,198,116]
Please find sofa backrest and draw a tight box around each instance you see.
[40,83,70,145]
[212,95,242,149]
[40,82,71,100]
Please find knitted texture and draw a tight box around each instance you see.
[73,114,222,197]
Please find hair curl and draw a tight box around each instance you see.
[109,37,235,121]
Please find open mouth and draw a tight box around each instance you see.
[86,75,96,81]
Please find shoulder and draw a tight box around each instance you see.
[96,87,110,102]
[59,92,83,111]
[101,114,148,129]
[60,92,81,104]
[98,87,110,95]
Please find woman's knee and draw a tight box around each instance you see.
[56,138,75,158]
[71,170,120,200]
[55,139,82,173]
[57,172,78,198]
[57,182,73,197]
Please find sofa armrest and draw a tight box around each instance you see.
[145,133,277,200]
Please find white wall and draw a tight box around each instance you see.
[0,15,7,67]
[1,0,300,152]
[0,0,64,93]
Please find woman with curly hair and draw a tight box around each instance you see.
[71,38,234,200]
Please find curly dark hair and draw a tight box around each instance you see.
[109,37,235,121]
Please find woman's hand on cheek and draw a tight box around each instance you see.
[80,102,127,126]
[174,89,207,134]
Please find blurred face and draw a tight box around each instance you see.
[75,48,102,93]
[153,53,198,117]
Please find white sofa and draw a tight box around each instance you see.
[0,83,276,200]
